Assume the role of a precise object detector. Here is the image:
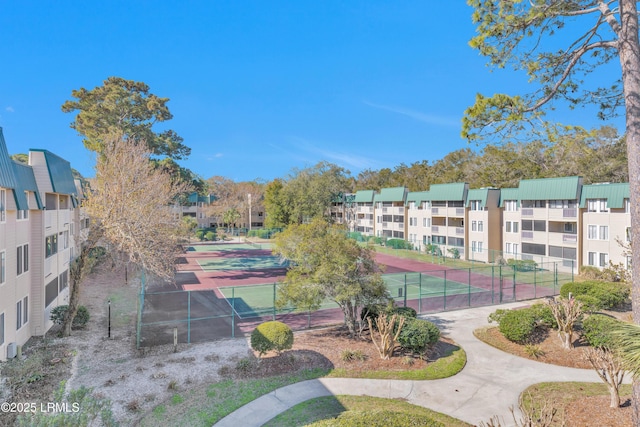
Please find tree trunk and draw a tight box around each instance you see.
[341,300,357,337]
[611,384,622,408]
[619,1,640,424]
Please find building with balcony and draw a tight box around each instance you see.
[374,187,408,239]
[425,183,468,259]
[329,193,356,229]
[0,128,83,361]
[466,187,502,263]
[580,182,631,270]
[406,190,431,250]
[353,190,376,236]
[514,176,583,272]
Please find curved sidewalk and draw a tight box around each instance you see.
[214,302,602,427]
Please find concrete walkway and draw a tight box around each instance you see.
[215,302,603,427]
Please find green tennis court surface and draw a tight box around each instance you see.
[382,273,486,298]
[185,242,273,252]
[197,255,288,271]
[217,272,487,319]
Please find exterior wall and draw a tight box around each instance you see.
[355,203,374,236]
[582,206,631,269]
[407,201,430,250]
[375,202,406,239]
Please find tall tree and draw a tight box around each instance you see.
[272,218,389,336]
[62,76,190,160]
[62,132,190,335]
[463,1,640,420]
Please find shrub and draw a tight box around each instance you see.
[50,305,90,329]
[506,258,538,271]
[386,239,413,250]
[368,236,385,245]
[524,344,545,359]
[488,308,509,324]
[560,281,630,310]
[250,321,293,356]
[341,350,367,362]
[582,314,622,348]
[390,306,417,319]
[528,303,558,329]
[574,294,603,312]
[579,265,620,282]
[204,231,216,241]
[195,229,205,241]
[498,309,537,343]
[398,318,440,355]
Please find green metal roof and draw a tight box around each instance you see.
[498,188,520,208]
[12,161,42,210]
[374,186,407,203]
[425,183,467,202]
[518,176,582,201]
[580,183,630,209]
[30,149,78,196]
[466,188,491,208]
[0,128,18,190]
[354,190,375,203]
[406,191,430,206]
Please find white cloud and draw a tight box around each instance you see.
[288,137,382,170]
[206,153,224,160]
[5,106,14,113]
[363,101,458,127]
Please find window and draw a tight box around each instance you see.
[505,242,512,254]
[534,220,546,232]
[549,245,577,260]
[470,200,481,211]
[471,241,477,252]
[504,200,518,211]
[587,199,609,213]
[588,252,597,266]
[448,237,464,247]
[0,251,4,284]
[45,277,59,307]
[63,231,69,249]
[478,241,483,253]
[17,208,28,220]
[471,221,477,232]
[505,221,518,233]
[599,226,609,241]
[522,200,546,208]
[588,225,598,240]
[625,198,631,213]
[627,227,632,243]
[588,252,609,267]
[0,189,5,222]
[506,221,512,233]
[16,244,28,276]
[513,222,519,233]
[448,201,464,207]
[16,297,27,330]
[600,252,609,267]
[549,200,578,209]
[564,223,576,233]
[522,220,532,231]
[522,243,546,256]
[423,218,427,227]
[46,234,58,258]
[59,270,68,292]
[513,244,518,254]
[478,221,484,232]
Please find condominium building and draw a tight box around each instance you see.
[374,187,407,239]
[466,187,502,263]
[580,182,631,269]
[0,128,83,361]
[406,191,430,250]
[354,190,375,236]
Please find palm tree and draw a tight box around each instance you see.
[613,322,640,378]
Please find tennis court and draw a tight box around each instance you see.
[196,255,288,271]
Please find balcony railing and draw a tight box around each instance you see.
[455,208,465,216]
[522,231,534,239]
[455,227,464,235]
[522,208,534,216]
[563,234,578,243]
[563,208,577,218]
[431,208,439,215]
[431,226,439,233]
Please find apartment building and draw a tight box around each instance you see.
[406,191,430,250]
[426,183,468,259]
[329,193,355,229]
[466,188,502,263]
[374,187,407,239]
[580,182,631,269]
[0,128,82,361]
[499,187,521,261]
[353,190,375,236]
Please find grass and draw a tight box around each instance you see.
[137,368,330,427]
[327,345,466,380]
[521,382,632,426]
[262,395,472,427]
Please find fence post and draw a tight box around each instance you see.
[533,267,537,299]
[499,265,502,303]
[404,274,407,307]
[231,287,235,338]
[554,263,558,295]
[491,265,495,304]
[273,283,277,320]
[187,291,191,344]
[136,270,145,350]
[468,268,471,307]
[512,264,517,301]
[418,273,422,314]
[443,270,447,310]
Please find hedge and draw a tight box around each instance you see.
[582,314,623,348]
[50,305,90,329]
[506,259,538,272]
[498,309,537,343]
[560,281,630,310]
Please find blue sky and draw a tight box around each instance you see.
[0,1,624,182]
